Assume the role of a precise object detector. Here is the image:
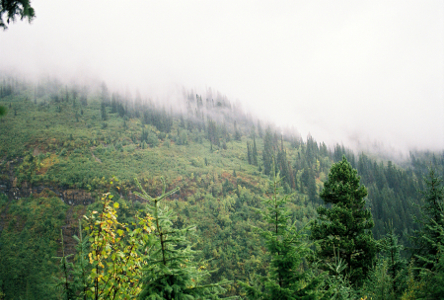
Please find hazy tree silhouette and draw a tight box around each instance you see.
[1,0,35,30]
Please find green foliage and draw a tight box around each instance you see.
[310,156,379,286]
[412,166,444,270]
[0,197,67,300]
[84,191,153,299]
[0,105,6,117]
[1,76,442,298]
[0,0,35,30]
[262,127,274,176]
[241,172,322,300]
[134,178,227,299]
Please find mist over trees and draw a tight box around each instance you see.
[0,74,443,299]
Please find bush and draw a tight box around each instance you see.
[147,131,159,147]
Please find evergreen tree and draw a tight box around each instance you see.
[257,121,263,138]
[0,0,35,30]
[252,136,258,166]
[310,156,379,286]
[382,221,405,295]
[100,101,107,121]
[247,141,252,164]
[412,166,444,270]
[263,127,274,175]
[234,121,241,141]
[241,171,322,299]
[0,105,7,117]
[134,178,226,299]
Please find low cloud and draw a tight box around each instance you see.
[1,1,442,154]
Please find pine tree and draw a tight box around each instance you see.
[383,221,405,295]
[310,156,379,286]
[257,121,263,138]
[263,127,274,175]
[0,105,7,117]
[412,166,444,270]
[247,141,252,164]
[234,121,241,141]
[241,170,322,300]
[100,101,107,121]
[135,178,226,299]
[252,136,258,166]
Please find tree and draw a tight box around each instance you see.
[134,178,226,299]
[1,0,35,30]
[263,127,274,175]
[100,101,107,121]
[247,141,252,164]
[361,222,406,300]
[0,105,7,117]
[310,156,379,286]
[241,171,322,299]
[84,192,153,300]
[412,166,444,270]
[252,136,258,166]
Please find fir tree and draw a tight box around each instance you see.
[263,127,274,175]
[412,166,444,270]
[252,136,258,166]
[241,170,322,300]
[100,101,107,121]
[135,178,226,299]
[247,141,252,165]
[382,221,405,295]
[310,156,379,286]
[0,105,7,117]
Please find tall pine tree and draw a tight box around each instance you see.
[310,156,379,286]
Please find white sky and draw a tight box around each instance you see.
[1,0,443,152]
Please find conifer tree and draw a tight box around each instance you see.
[247,141,252,165]
[134,178,226,299]
[241,170,322,299]
[383,221,405,294]
[252,136,258,166]
[412,166,444,270]
[310,156,379,286]
[234,121,241,141]
[0,0,35,30]
[263,127,274,175]
[0,105,7,117]
[100,101,107,121]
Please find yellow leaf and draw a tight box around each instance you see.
[113,202,119,209]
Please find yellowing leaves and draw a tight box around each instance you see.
[84,191,154,299]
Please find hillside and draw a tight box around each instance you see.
[0,75,443,299]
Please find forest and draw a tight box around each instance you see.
[0,75,443,299]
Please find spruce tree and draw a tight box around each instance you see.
[135,178,226,299]
[412,166,444,270]
[310,156,379,286]
[252,136,258,166]
[263,127,274,175]
[0,105,7,117]
[241,171,322,299]
[247,141,252,164]
[100,101,108,121]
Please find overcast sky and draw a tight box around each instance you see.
[1,0,443,153]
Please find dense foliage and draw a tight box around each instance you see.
[1,75,443,299]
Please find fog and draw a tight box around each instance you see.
[1,1,443,153]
